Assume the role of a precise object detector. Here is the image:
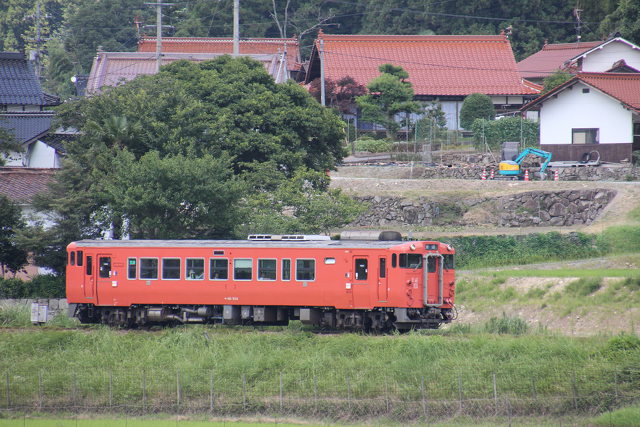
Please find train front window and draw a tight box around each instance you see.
[427,257,437,273]
[234,259,253,280]
[186,258,204,280]
[444,254,454,270]
[258,259,277,281]
[77,251,83,266]
[98,257,111,278]
[296,259,315,281]
[140,258,158,280]
[210,259,228,280]
[399,253,422,269]
[162,258,181,280]
[70,251,75,266]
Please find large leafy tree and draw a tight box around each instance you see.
[600,0,640,45]
[0,195,28,276]
[356,64,420,139]
[459,93,495,130]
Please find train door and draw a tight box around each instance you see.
[83,254,95,300]
[377,256,388,302]
[95,254,112,305]
[424,255,443,306]
[352,256,370,308]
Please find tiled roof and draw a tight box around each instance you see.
[138,37,301,70]
[0,112,54,144]
[86,52,287,94]
[305,33,538,96]
[0,167,55,204]
[40,131,75,154]
[0,52,60,106]
[517,41,602,80]
[521,72,640,113]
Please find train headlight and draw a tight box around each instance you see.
[410,244,416,251]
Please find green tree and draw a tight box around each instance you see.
[0,124,22,166]
[356,64,420,139]
[0,195,28,276]
[542,70,573,94]
[460,93,495,130]
[600,0,640,45]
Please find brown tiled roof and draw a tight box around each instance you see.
[138,37,301,70]
[517,41,603,80]
[0,167,55,204]
[305,33,538,96]
[521,72,640,113]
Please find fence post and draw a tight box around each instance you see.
[38,371,43,411]
[109,370,113,409]
[571,372,578,411]
[384,378,390,413]
[279,372,283,411]
[458,375,463,413]
[209,371,214,412]
[313,376,318,410]
[531,376,537,401]
[492,372,498,413]
[5,372,9,409]
[242,373,247,411]
[142,370,147,413]
[421,375,427,420]
[72,372,77,410]
[176,370,181,408]
[346,375,351,410]
[614,370,619,401]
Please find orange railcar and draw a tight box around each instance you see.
[66,234,456,331]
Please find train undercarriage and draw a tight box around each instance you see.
[69,303,454,332]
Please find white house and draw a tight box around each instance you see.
[521,72,640,163]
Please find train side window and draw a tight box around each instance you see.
[296,259,315,281]
[234,259,253,280]
[98,257,111,278]
[162,258,181,280]
[186,258,205,280]
[399,253,423,269]
[86,256,92,276]
[128,258,137,279]
[379,258,386,278]
[355,258,368,280]
[444,254,454,270]
[391,253,397,268]
[70,251,75,266]
[427,257,437,273]
[281,259,291,281]
[210,259,228,280]
[140,258,159,280]
[258,259,277,281]
[77,251,83,267]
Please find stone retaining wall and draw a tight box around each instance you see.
[0,298,68,322]
[351,189,617,228]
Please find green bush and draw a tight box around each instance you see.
[484,313,529,335]
[354,136,393,153]
[565,277,602,297]
[460,93,495,129]
[0,274,65,298]
[470,117,539,151]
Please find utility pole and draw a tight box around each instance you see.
[27,1,49,78]
[573,3,583,43]
[320,37,326,106]
[233,0,240,55]
[145,1,174,72]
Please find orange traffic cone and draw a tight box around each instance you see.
[490,169,495,179]
[524,170,529,181]
[481,169,487,180]
[553,169,559,181]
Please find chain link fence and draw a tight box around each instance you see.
[2,368,638,422]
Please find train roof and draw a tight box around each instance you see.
[70,239,452,251]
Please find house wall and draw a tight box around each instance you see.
[28,141,59,168]
[581,41,640,71]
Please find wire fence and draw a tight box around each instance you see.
[2,368,639,422]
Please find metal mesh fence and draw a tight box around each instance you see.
[2,368,639,422]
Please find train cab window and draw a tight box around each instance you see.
[210,259,228,280]
[444,254,454,270]
[281,259,291,281]
[428,257,437,273]
[234,259,253,280]
[86,256,92,276]
[98,257,111,278]
[186,258,205,280]
[70,251,76,266]
[140,258,159,280]
[77,251,83,267]
[355,258,368,280]
[162,258,181,280]
[391,253,397,268]
[379,258,386,278]
[128,258,137,279]
[296,259,315,281]
[399,253,422,269]
[258,259,277,281]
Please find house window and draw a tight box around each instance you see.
[572,128,599,145]
[186,258,204,280]
[258,259,277,281]
[210,259,228,280]
[162,258,181,280]
[296,259,315,281]
[140,258,158,280]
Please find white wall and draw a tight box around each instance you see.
[28,141,59,168]
[539,82,632,145]
[581,40,640,72]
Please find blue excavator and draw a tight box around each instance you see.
[498,147,553,180]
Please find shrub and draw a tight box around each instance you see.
[470,117,539,151]
[0,274,65,298]
[565,277,602,296]
[484,313,529,335]
[354,136,393,153]
[460,93,495,129]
